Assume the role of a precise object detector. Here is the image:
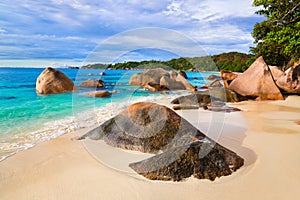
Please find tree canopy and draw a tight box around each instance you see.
[251,0,300,67]
[82,52,252,72]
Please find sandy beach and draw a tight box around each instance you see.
[1,96,300,200]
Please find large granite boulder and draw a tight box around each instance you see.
[229,56,284,100]
[176,74,196,91]
[129,68,195,91]
[269,66,284,81]
[169,71,178,80]
[79,102,244,181]
[79,79,104,88]
[276,65,300,93]
[36,67,76,94]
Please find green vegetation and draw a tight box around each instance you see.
[211,52,254,72]
[81,52,253,72]
[251,0,300,67]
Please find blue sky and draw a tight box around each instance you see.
[0,0,263,67]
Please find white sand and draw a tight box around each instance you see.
[1,96,300,199]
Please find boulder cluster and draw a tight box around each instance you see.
[129,68,196,92]
[35,67,112,97]
[79,102,244,181]
[223,56,300,100]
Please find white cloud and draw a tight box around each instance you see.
[163,0,257,21]
[0,28,7,34]
[84,28,208,63]
[0,0,262,64]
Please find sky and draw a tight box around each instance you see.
[0,0,263,67]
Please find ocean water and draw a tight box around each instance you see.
[0,67,218,161]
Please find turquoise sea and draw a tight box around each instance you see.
[0,67,218,161]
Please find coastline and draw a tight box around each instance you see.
[1,96,300,199]
[0,67,209,162]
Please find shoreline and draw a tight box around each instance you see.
[1,96,300,199]
[0,94,185,163]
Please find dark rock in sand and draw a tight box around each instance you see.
[173,105,200,110]
[171,88,246,105]
[130,140,243,181]
[276,65,300,93]
[79,79,104,88]
[36,67,77,94]
[79,102,244,181]
[229,56,284,100]
[171,93,214,106]
[207,106,242,113]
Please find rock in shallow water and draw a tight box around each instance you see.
[79,102,244,181]
[85,91,111,98]
[36,67,76,94]
[79,79,104,88]
[129,68,196,91]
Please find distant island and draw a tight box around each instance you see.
[82,52,253,72]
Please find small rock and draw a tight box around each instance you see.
[206,74,221,80]
[173,105,199,110]
[200,80,223,89]
[160,91,169,95]
[85,91,111,98]
[79,79,104,88]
